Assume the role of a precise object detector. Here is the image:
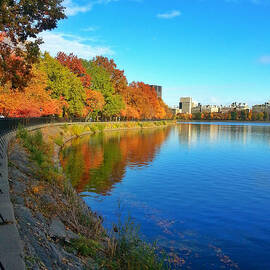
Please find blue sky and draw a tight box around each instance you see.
[40,0,270,107]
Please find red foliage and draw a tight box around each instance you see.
[0,33,33,89]
[56,52,91,88]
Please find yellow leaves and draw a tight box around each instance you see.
[32,185,44,194]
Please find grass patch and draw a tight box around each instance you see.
[104,216,170,270]
[16,125,62,183]
[66,216,171,270]
[69,237,102,257]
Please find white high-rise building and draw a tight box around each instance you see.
[179,97,193,114]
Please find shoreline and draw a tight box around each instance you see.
[6,121,175,270]
[177,119,270,123]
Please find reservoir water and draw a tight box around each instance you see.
[61,122,270,270]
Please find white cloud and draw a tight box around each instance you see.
[63,0,93,16]
[157,10,181,19]
[259,55,270,64]
[63,0,119,16]
[39,32,114,59]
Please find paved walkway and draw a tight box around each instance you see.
[0,132,25,270]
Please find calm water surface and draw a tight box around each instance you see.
[61,123,270,270]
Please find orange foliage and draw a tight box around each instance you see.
[121,82,170,120]
[0,67,64,117]
[93,56,172,120]
[84,90,105,117]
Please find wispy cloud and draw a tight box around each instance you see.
[63,0,93,16]
[39,32,114,59]
[157,10,181,19]
[259,55,270,64]
[82,26,99,32]
[63,0,119,16]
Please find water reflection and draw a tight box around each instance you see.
[61,127,172,195]
[177,122,270,146]
[61,123,270,270]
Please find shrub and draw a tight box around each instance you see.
[70,125,85,137]
[104,216,170,270]
[97,124,105,132]
[90,124,99,134]
[54,135,64,146]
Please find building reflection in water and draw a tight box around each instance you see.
[61,127,172,195]
[177,122,270,147]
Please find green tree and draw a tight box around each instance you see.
[230,111,237,120]
[82,60,112,97]
[240,110,247,121]
[192,112,202,120]
[0,0,66,89]
[263,111,269,121]
[82,60,125,119]
[103,94,125,119]
[39,53,86,117]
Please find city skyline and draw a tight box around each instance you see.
[174,97,270,109]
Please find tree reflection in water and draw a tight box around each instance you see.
[61,127,172,195]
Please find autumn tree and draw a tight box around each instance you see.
[128,82,164,119]
[40,52,86,117]
[92,56,128,95]
[102,94,125,120]
[82,60,125,119]
[85,90,105,121]
[0,0,66,89]
[0,66,63,117]
[90,57,172,120]
[56,52,91,88]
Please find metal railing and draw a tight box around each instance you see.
[0,117,172,136]
[0,117,87,136]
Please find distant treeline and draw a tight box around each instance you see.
[177,110,270,121]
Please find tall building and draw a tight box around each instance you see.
[179,97,193,114]
[150,85,162,98]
